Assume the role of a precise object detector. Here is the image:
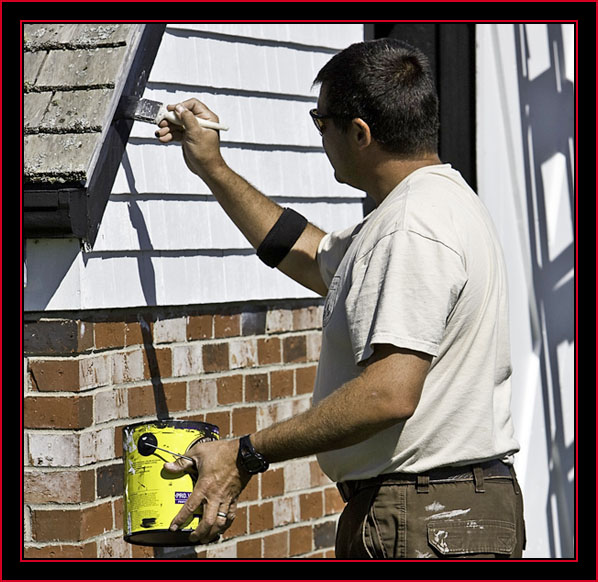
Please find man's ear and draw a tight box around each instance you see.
[350,118,372,149]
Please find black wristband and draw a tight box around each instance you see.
[256,208,308,268]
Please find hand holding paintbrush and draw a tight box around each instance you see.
[119,96,229,131]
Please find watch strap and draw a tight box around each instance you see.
[238,434,269,474]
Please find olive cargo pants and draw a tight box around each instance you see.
[335,461,526,559]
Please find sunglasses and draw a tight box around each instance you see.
[309,108,361,135]
[309,108,334,135]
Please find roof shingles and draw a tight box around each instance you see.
[23,23,136,185]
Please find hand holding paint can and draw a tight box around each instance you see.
[162,436,252,545]
[122,420,219,546]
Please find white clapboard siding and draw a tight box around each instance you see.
[24,244,317,311]
[94,198,360,252]
[150,30,345,96]
[112,142,361,199]
[25,23,365,312]
[168,23,363,50]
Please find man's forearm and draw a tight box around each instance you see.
[252,374,395,464]
[200,160,286,250]
[200,160,328,295]
[251,346,431,465]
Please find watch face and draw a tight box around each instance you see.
[239,435,268,473]
[244,456,265,473]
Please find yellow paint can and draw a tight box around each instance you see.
[122,419,219,546]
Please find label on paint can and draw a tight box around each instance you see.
[175,491,191,504]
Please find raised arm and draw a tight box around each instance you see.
[155,98,328,296]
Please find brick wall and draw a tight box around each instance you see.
[23,299,345,559]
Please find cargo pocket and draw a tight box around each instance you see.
[427,519,516,558]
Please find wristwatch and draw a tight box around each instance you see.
[237,435,269,474]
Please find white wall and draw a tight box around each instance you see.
[24,24,365,311]
[476,23,575,558]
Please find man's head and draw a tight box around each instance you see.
[313,39,439,158]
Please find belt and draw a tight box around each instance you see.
[336,459,513,503]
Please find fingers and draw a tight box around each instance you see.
[179,97,214,118]
[154,100,219,142]
[169,496,236,545]
[164,439,245,545]
[162,455,195,475]
[188,501,237,544]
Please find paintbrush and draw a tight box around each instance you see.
[119,97,229,131]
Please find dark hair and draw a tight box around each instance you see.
[313,38,439,157]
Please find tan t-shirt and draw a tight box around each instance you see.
[314,164,520,482]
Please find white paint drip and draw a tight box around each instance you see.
[424,501,445,512]
[433,529,449,552]
[425,508,471,520]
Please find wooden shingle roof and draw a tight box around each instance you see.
[23,23,166,244]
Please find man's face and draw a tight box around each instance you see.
[317,84,353,186]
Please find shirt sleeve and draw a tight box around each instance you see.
[345,229,467,364]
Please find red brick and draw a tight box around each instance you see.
[24,469,94,504]
[141,346,172,379]
[24,319,92,355]
[94,322,125,350]
[29,359,80,392]
[32,502,113,542]
[128,384,159,417]
[270,369,293,399]
[23,542,97,559]
[231,407,257,436]
[222,505,247,539]
[248,501,273,533]
[214,314,240,338]
[188,315,212,340]
[236,537,261,559]
[263,530,288,558]
[113,497,123,530]
[205,410,230,437]
[257,337,281,365]
[300,491,323,520]
[314,520,336,551]
[124,321,144,346]
[36,508,76,542]
[289,525,313,556]
[324,486,345,515]
[203,343,229,373]
[283,335,307,363]
[216,374,243,404]
[158,380,187,412]
[261,467,284,499]
[131,544,154,558]
[292,306,321,331]
[24,394,93,429]
[310,459,332,487]
[239,474,259,502]
[83,502,114,539]
[295,365,317,395]
[245,373,268,402]
[127,381,186,417]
